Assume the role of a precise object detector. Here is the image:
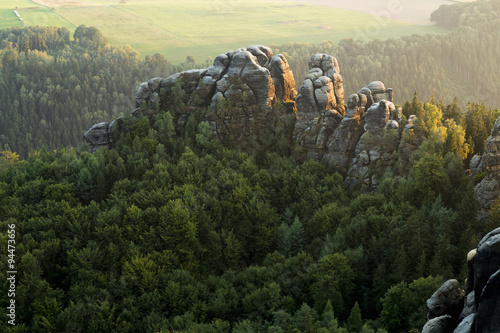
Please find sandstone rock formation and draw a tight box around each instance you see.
[135,45,297,111]
[293,54,345,161]
[422,315,455,333]
[293,72,398,176]
[295,54,344,115]
[344,98,402,189]
[473,117,500,219]
[85,45,298,150]
[422,227,500,333]
[83,118,122,152]
[426,279,464,320]
[322,93,366,173]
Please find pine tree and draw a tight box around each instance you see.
[277,222,291,258]
[347,302,362,333]
[289,216,306,256]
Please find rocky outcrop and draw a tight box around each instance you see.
[293,74,398,173]
[83,47,415,195]
[473,117,500,219]
[426,280,464,320]
[85,45,297,150]
[324,81,402,189]
[476,269,500,332]
[454,314,475,333]
[83,119,122,152]
[323,93,366,173]
[135,45,297,111]
[344,98,401,189]
[86,46,407,178]
[474,228,500,306]
[295,54,344,115]
[422,227,500,333]
[293,54,345,161]
[422,315,455,333]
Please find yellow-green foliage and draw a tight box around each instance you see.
[444,119,469,159]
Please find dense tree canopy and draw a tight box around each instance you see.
[0,2,499,331]
[0,91,496,332]
[0,25,201,157]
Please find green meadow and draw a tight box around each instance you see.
[1,0,448,63]
[0,0,33,29]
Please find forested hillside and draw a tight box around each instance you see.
[0,25,195,157]
[1,1,500,332]
[1,90,499,332]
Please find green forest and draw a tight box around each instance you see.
[1,87,500,332]
[1,1,500,332]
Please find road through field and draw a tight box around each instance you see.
[263,0,455,25]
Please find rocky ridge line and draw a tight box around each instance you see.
[84,45,298,149]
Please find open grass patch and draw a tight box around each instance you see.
[19,6,76,30]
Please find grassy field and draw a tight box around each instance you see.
[1,0,449,63]
[0,0,33,29]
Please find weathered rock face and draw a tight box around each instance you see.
[295,54,344,115]
[453,314,475,333]
[86,47,407,178]
[476,269,500,332]
[422,315,455,333]
[85,45,297,150]
[293,54,346,161]
[474,228,500,307]
[83,122,117,152]
[474,117,500,219]
[426,280,464,320]
[82,117,124,152]
[344,91,402,189]
[135,45,296,112]
[422,227,500,333]
[294,76,398,173]
[457,292,475,323]
[323,93,366,173]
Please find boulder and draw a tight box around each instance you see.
[135,82,152,108]
[83,122,111,152]
[295,79,317,114]
[474,228,500,307]
[246,45,273,67]
[314,76,336,111]
[364,100,391,132]
[422,315,455,333]
[295,53,344,116]
[475,269,500,332]
[239,52,275,107]
[457,292,476,324]
[454,314,475,333]
[422,228,500,333]
[358,81,394,111]
[426,279,464,321]
[470,155,485,175]
[405,115,418,131]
